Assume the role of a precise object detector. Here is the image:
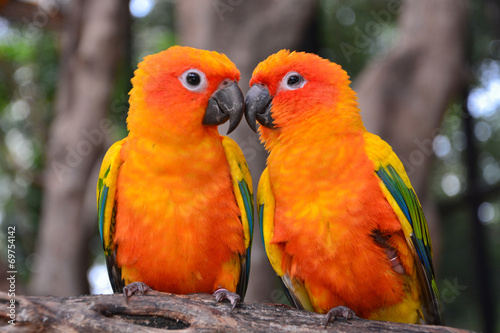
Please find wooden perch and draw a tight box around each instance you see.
[0,291,471,332]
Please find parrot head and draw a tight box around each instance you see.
[244,50,363,143]
[127,46,244,139]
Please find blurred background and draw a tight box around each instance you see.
[0,0,499,331]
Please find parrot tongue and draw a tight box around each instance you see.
[244,84,274,132]
[203,81,244,134]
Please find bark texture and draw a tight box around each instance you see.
[0,292,473,333]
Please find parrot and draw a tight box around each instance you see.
[244,50,444,325]
[96,46,253,309]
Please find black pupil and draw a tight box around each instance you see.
[186,72,201,86]
[288,75,301,86]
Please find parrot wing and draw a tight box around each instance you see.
[221,136,254,299]
[96,138,127,293]
[258,167,315,311]
[364,132,444,325]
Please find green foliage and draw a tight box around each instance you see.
[317,0,399,79]
[132,0,177,65]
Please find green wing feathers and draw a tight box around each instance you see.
[96,139,126,292]
[221,136,254,299]
[365,133,444,325]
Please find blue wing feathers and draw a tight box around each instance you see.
[98,185,109,244]
[258,203,266,252]
[237,178,253,296]
[238,180,254,235]
[376,167,411,222]
[376,164,443,324]
[376,166,434,277]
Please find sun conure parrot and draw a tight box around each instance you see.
[96,46,253,309]
[244,50,444,325]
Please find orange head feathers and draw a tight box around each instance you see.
[128,46,243,140]
[245,50,364,148]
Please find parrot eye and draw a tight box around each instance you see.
[180,69,208,92]
[187,72,200,85]
[282,71,307,90]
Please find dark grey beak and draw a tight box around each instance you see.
[203,81,244,134]
[244,84,275,132]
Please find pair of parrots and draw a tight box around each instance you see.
[96,46,444,325]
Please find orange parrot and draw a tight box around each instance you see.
[96,46,253,309]
[244,50,443,325]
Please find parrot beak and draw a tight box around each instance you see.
[244,84,275,132]
[203,80,244,134]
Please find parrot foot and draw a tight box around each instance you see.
[122,282,152,304]
[324,305,358,327]
[213,288,241,312]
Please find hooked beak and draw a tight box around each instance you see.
[244,84,275,132]
[203,81,244,134]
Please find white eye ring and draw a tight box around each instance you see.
[179,69,208,92]
[281,71,307,91]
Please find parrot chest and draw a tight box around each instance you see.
[268,138,407,316]
[113,138,244,293]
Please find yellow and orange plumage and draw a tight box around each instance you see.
[245,50,443,324]
[96,46,253,306]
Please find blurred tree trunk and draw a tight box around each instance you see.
[355,0,468,259]
[176,0,317,303]
[28,0,129,296]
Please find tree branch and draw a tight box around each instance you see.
[0,292,471,332]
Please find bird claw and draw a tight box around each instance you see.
[122,282,152,304]
[213,288,241,312]
[324,305,357,327]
